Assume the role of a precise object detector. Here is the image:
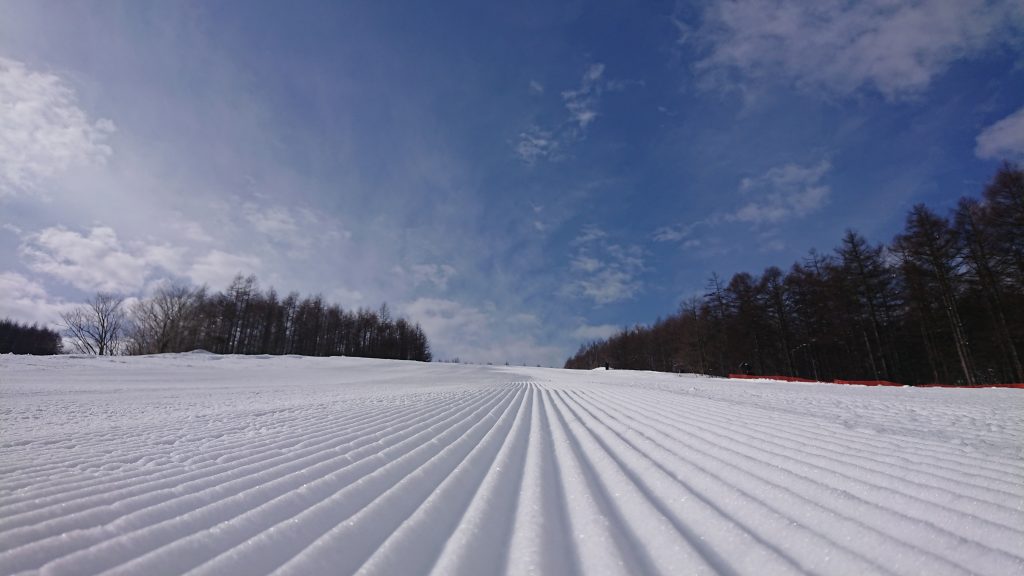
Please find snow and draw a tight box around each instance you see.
[1,354,1022,576]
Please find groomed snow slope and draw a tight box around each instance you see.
[1,354,1022,576]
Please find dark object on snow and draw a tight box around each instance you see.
[605,362,610,370]
[739,362,753,375]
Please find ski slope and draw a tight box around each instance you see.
[1,354,1022,576]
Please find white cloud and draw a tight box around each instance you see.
[0,271,73,326]
[654,162,828,248]
[187,250,261,290]
[0,57,115,199]
[329,286,364,308]
[240,202,351,259]
[244,203,297,236]
[650,216,713,250]
[689,0,1024,99]
[410,263,457,291]
[976,105,1024,161]
[584,63,605,83]
[403,297,490,356]
[577,267,643,305]
[515,126,560,164]
[565,235,645,305]
[515,63,621,164]
[759,239,786,252]
[652,221,701,242]
[571,323,619,341]
[405,297,488,336]
[0,271,44,300]
[169,216,214,243]
[728,160,831,224]
[20,226,175,293]
[508,313,540,326]
[562,63,605,129]
[529,80,545,94]
[570,255,602,273]
[18,225,262,294]
[652,226,686,242]
[401,298,563,365]
[573,225,607,245]
[140,244,188,276]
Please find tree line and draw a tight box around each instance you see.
[566,164,1024,385]
[59,274,432,361]
[0,319,62,355]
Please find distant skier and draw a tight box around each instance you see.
[739,361,753,375]
[605,362,610,370]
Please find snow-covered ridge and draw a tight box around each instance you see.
[1,355,1022,575]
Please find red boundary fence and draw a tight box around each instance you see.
[728,374,1024,389]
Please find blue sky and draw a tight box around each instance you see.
[2,0,1023,365]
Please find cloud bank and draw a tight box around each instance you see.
[690,0,1024,98]
[0,57,115,198]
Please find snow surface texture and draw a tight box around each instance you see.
[1,354,1023,576]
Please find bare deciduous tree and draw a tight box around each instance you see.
[61,293,126,356]
[128,284,206,355]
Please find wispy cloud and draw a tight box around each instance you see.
[651,161,830,253]
[402,297,561,365]
[573,225,608,245]
[652,221,701,243]
[168,216,214,243]
[570,255,602,273]
[571,322,619,341]
[515,63,618,164]
[399,263,458,291]
[728,160,831,224]
[565,230,645,305]
[0,57,115,199]
[244,204,298,236]
[562,63,605,129]
[404,297,489,343]
[242,202,350,258]
[976,105,1024,161]
[514,126,560,164]
[329,286,365,308]
[187,250,261,290]
[687,0,1023,99]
